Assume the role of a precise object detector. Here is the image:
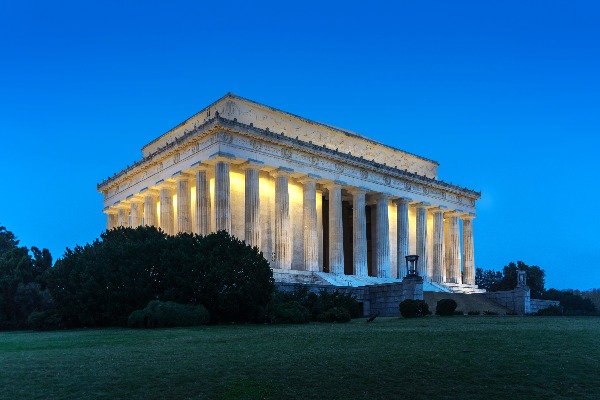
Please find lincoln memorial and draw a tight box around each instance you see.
[97,94,481,293]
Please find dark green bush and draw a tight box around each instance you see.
[268,301,310,324]
[535,305,562,316]
[268,288,359,322]
[128,300,210,328]
[467,310,480,315]
[453,310,464,315]
[506,311,518,316]
[399,299,429,318]
[436,299,458,316]
[483,310,498,316]
[317,307,351,323]
[26,311,63,330]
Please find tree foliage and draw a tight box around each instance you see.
[475,261,546,298]
[542,289,597,314]
[47,227,274,327]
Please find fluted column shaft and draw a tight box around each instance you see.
[160,187,174,235]
[244,167,261,248]
[176,176,192,233]
[144,193,157,227]
[117,206,129,228]
[106,212,117,230]
[416,205,428,277]
[375,195,390,278]
[274,172,291,269]
[130,200,143,228]
[302,179,319,271]
[462,217,475,285]
[195,169,211,235]
[351,190,367,276]
[446,213,462,284]
[327,184,344,274]
[215,161,231,232]
[432,209,446,283]
[394,198,410,279]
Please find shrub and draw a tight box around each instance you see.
[317,307,351,323]
[506,311,518,316]
[316,290,360,319]
[467,311,480,315]
[26,311,62,331]
[268,301,310,324]
[128,300,210,328]
[399,299,429,318]
[454,310,464,315]
[436,299,458,316]
[483,310,498,316]
[535,305,562,316]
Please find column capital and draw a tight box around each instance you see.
[190,161,211,171]
[461,212,477,220]
[239,159,265,171]
[155,179,176,190]
[140,187,160,196]
[324,180,346,190]
[172,171,193,181]
[270,167,294,178]
[205,151,236,164]
[444,210,464,218]
[392,197,413,205]
[414,202,432,209]
[374,193,392,201]
[114,200,130,209]
[430,205,449,214]
[103,206,118,215]
[298,173,322,185]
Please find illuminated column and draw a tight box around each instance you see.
[243,164,261,248]
[415,203,429,278]
[393,197,411,278]
[143,190,158,227]
[300,176,319,271]
[350,189,367,276]
[195,165,211,235]
[176,174,192,233]
[374,194,390,278]
[462,214,476,285]
[105,208,118,230]
[327,183,344,274]
[445,211,462,284]
[159,183,175,235]
[431,208,446,283]
[272,169,291,270]
[130,198,143,228]
[117,204,130,227]
[214,161,231,232]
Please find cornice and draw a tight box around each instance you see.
[97,114,481,200]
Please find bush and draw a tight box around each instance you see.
[467,311,480,315]
[26,311,62,331]
[128,300,210,328]
[506,311,518,316]
[483,310,498,316]
[268,301,310,324]
[399,299,429,318]
[436,299,458,316]
[317,307,351,323]
[268,288,360,322]
[454,310,464,315]
[535,305,562,316]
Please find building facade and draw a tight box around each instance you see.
[97,94,481,289]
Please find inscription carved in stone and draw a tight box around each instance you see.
[251,139,262,150]
[281,148,292,159]
[383,176,391,185]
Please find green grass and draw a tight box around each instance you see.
[1,317,599,400]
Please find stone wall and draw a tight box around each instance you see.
[275,279,423,317]
[484,287,530,315]
[530,299,560,314]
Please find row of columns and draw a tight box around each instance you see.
[106,160,475,284]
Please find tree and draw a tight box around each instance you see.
[475,261,546,298]
[475,268,502,290]
[542,289,597,314]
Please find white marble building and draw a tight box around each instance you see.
[97,94,481,291]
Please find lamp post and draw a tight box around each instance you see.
[405,255,419,277]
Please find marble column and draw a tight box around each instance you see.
[327,183,344,274]
[445,212,462,284]
[159,184,175,235]
[106,209,118,230]
[415,203,429,278]
[393,198,410,279]
[214,161,231,232]
[195,166,211,235]
[374,194,390,278]
[432,208,446,283]
[243,165,261,248]
[117,205,130,228]
[350,189,367,276]
[176,174,192,233]
[143,191,158,227]
[300,177,319,271]
[273,169,291,270]
[130,199,143,228]
[462,215,476,285]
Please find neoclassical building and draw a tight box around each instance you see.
[97,94,481,291]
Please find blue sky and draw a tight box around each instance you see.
[1,1,598,289]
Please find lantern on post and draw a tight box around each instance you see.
[405,255,419,277]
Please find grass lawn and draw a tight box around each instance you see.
[1,316,599,400]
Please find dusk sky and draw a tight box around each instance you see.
[1,1,598,290]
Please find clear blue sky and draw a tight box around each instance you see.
[1,1,598,290]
